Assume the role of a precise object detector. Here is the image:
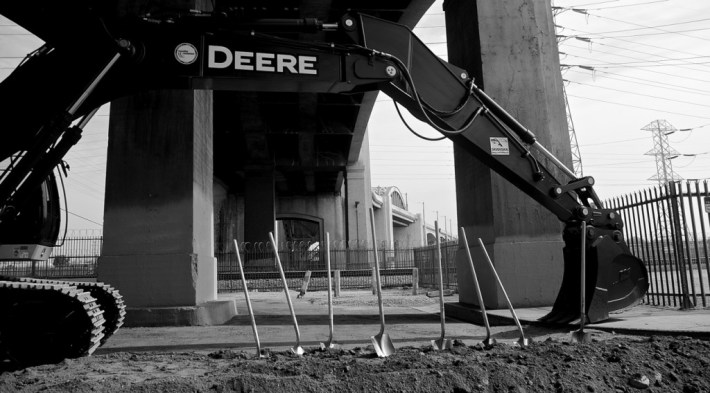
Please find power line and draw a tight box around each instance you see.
[565,79,710,108]
[567,94,710,120]
[562,39,710,74]
[561,25,709,60]
[566,69,710,97]
[568,16,710,35]
[574,10,710,42]
[580,136,648,147]
[61,208,103,227]
[562,52,710,83]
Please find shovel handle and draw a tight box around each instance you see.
[325,232,334,342]
[478,238,526,341]
[270,232,302,345]
[234,239,262,355]
[460,228,492,338]
[369,208,386,335]
[579,221,587,330]
[435,221,446,339]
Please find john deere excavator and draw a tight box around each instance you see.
[0,1,648,367]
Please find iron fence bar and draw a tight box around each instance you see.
[678,182,698,305]
[619,194,634,255]
[685,181,705,307]
[642,188,663,306]
[665,183,683,307]
[631,191,651,304]
[656,186,677,307]
[701,181,710,284]
[668,183,693,308]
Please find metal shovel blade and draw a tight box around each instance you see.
[431,337,453,351]
[570,329,592,343]
[516,337,532,347]
[319,341,338,351]
[481,337,497,348]
[371,332,395,358]
[291,345,305,356]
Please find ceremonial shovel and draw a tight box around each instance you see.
[369,208,395,357]
[431,221,453,350]
[233,239,266,358]
[320,232,339,350]
[269,232,305,356]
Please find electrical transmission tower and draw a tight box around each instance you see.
[642,119,693,308]
[643,119,682,185]
[563,84,583,176]
[552,3,584,177]
[643,119,686,241]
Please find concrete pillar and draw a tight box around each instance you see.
[98,90,236,326]
[346,130,373,247]
[444,1,571,310]
[244,170,276,244]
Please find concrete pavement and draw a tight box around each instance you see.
[95,290,710,356]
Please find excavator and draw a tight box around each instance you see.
[0,2,648,367]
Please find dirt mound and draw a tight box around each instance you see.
[2,332,708,392]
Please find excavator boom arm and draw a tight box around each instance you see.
[0,7,648,324]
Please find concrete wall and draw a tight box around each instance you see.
[393,214,425,247]
[277,194,345,242]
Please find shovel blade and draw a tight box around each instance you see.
[371,333,395,358]
[320,342,338,351]
[570,329,592,343]
[431,337,453,351]
[541,233,648,325]
[290,346,305,356]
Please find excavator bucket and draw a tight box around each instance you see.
[540,231,649,324]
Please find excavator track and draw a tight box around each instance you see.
[12,277,126,345]
[0,278,107,368]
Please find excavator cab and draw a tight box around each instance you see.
[0,172,61,261]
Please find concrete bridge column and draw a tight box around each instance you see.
[443,1,572,313]
[244,169,276,244]
[98,90,236,326]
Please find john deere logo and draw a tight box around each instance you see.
[175,43,198,65]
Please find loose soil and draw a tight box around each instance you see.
[1,331,708,392]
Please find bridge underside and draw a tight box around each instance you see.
[96,0,437,326]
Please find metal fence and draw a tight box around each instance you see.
[0,231,102,279]
[216,241,421,293]
[606,180,710,308]
[413,240,458,290]
[0,237,437,292]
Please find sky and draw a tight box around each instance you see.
[2,0,710,234]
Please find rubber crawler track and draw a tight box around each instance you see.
[0,276,124,368]
[12,277,126,345]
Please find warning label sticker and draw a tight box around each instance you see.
[490,137,509,156]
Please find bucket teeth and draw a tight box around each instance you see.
[541,233,648,325]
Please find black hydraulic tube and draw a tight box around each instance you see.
[0,52,120,214]
[472,85,577,180]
